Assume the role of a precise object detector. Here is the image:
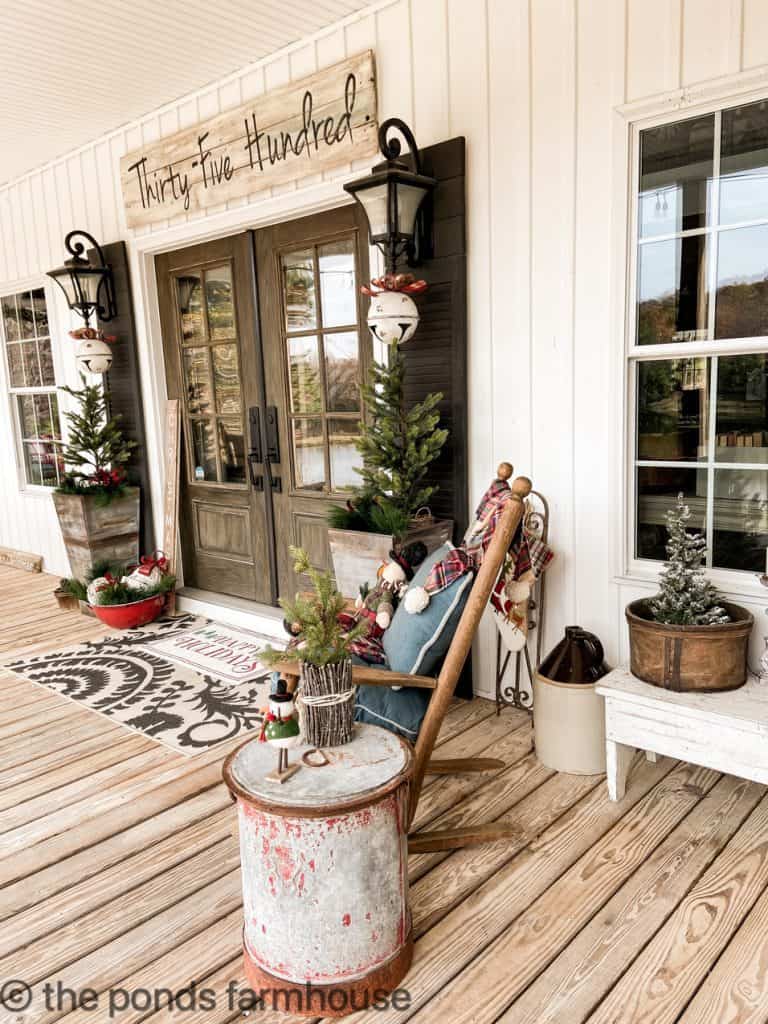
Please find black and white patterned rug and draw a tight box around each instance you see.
[4,616,279,754]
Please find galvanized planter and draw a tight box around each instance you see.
[223,724,414,1017]
[53,487,140,581]
[626,598,753,692]
[328,517,453,598]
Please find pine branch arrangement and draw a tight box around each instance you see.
[650,493,730,626]
[261,547,368,667]
[345,347,448,536]
[59,377,136,483]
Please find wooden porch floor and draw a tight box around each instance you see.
[2,563,768,1023]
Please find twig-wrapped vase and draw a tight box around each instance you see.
[299,659,355,748]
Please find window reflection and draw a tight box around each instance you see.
[636,466,706,561]
[282,251,316,331]
[319,241,356,328]
[329,418,361,489]
[293,418,325,490]
[637,359,709,461]
[637,236,709,344]
[639,115,714,237]
[177,273,203,343]
[325,332,360,412]
[715,355,768,462]
[288,336,322,414]
[715,224,768,339]
[720,100,768,225]
[712,468,768,571]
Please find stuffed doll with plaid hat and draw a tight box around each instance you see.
[353,541,427,634]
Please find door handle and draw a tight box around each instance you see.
[248,407,264,491]
[265,405,282,493]
[264,457,281,493]
[265,406,281,462]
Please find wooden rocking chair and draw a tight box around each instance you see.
[275,470,533,855]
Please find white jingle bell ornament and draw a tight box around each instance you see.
[124,554,169,593]
[367,290,419,346]
[75,336,113,374]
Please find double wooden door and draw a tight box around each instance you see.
[156,205,371,604]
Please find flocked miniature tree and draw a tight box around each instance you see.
[650,493,729,626]
[58,377,136,500]
[328,348,448,538]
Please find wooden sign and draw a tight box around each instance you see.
[121,52,377,229]
[162,400,181,613]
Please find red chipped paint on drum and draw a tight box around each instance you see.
[223,724,413,997]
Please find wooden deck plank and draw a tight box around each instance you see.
[408,766,603,936]
[337,756,674,1024]
[22,870,243,1023]
[587,793,768,1024]
[0,807,236,957]
[502,774,765,1024]
[0,786,231,920]
[0,734,154,804]
[417,767,759,1024]
[0,743,177,831]
[2,716,127,768]
[3,840,240,991]
[0,735,243,856]
[678,876,768,1024]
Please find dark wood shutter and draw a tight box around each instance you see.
[401,137,470,696]
[98,241,155,553]
[401,136,468,537]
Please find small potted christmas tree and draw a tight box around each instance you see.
[262,548,367,747]
[327,345,451,596]
[626,494,752,691]
[52,377,139,582]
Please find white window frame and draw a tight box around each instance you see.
[0,282,65,493]
[617,72,768,599]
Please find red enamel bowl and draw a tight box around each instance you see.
[89,593,167,630]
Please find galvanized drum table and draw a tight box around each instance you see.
[223,723,413,1017]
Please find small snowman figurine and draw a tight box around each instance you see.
[260,679,302,783]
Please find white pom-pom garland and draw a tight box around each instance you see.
[404,586,430,614]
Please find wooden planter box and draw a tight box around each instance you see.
[53,488,140,582]
[53,587,80,611]
[328,518,454,598]
[626,598,753,692]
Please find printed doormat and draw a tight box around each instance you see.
[4,617,282,755]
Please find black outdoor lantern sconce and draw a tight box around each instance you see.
[47,230,117,327]
[344,118,436,274]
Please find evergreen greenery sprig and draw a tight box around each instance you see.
[58,377,136,502]
[650,494,729,626]
[90,573,176,607]
[261,547,368,667]
[329,348,448,538]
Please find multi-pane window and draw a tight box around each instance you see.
[1,289,64,487]
[632,100,768,573]
[175,263,246,485]
[280,238,363,492]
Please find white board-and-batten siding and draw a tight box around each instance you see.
[1,0,768,696]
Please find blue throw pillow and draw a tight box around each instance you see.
[382,543,473,676]
[354,682,431,742]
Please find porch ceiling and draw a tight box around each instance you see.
[0,0,372,186]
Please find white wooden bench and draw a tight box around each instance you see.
[596,667,768,801]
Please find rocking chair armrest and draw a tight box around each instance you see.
[272,659,437,691]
